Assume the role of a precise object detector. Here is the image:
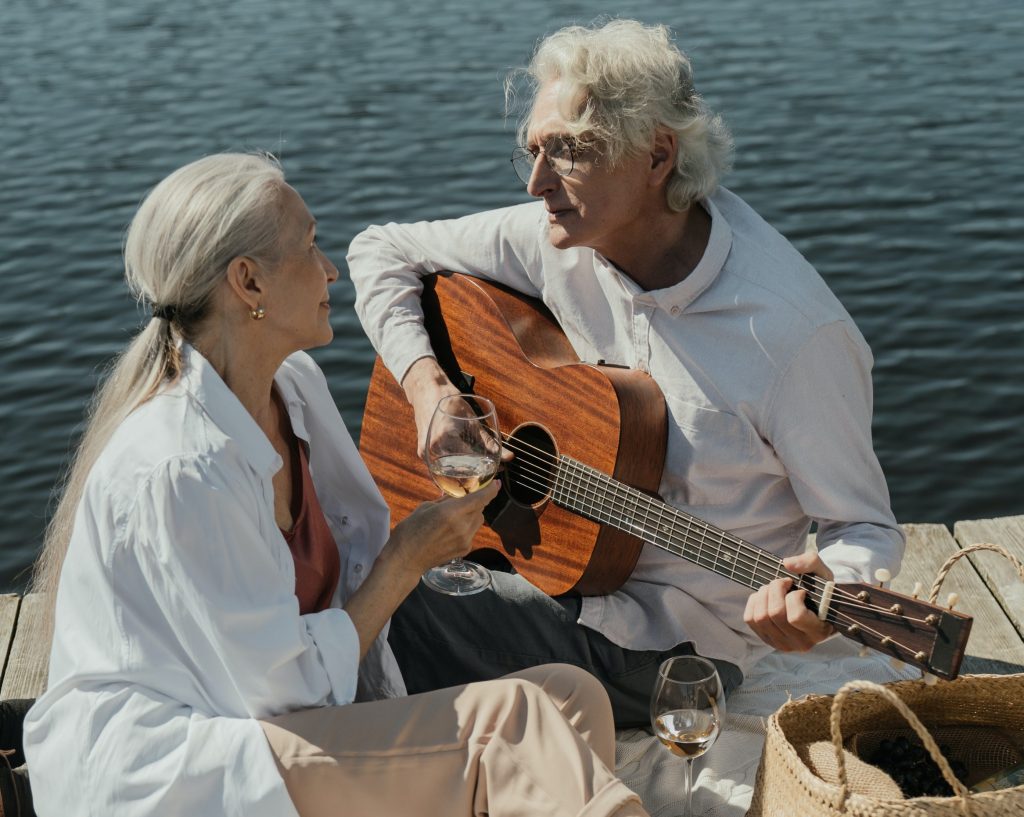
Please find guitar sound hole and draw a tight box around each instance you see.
[505,424,557,506]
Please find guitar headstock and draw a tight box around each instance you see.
[825,582,973,678]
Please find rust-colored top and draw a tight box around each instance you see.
[280,441,340,614]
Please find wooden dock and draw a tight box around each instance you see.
[2,515,1022,700]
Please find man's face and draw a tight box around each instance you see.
[524,81,653,261]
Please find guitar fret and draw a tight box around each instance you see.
[554,455,783,591]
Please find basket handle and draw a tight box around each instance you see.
[928,542,1024,604]
[830,680,972,815]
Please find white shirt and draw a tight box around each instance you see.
[24,345,402,817]
[348,188,905,674]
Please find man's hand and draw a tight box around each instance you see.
[744,551,835,652]
[401,357,460,458]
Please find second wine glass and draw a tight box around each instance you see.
[650,655,725,817]
[422,393,501,595]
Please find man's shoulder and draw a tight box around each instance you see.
[711,187,814,272]
[711,187,855,330]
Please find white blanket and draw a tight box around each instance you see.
[614,638,919,816]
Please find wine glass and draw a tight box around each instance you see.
[650,655,725,816]
[421,393,501,595]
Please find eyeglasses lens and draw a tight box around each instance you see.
[510,137,575,185]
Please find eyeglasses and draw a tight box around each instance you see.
[510,135,577,185]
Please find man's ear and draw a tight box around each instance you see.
[649,129,678,187]
[225,256,265,314]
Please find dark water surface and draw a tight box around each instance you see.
[2,0,1022,591]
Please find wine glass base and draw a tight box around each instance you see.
[421,561,492,596]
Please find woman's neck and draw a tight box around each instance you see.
[190,327,285,435]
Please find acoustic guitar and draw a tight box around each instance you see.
[359,272,972,678]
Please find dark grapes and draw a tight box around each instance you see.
[865,736,967,798]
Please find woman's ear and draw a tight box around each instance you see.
[225,256,265,314]
[649,129,678,187]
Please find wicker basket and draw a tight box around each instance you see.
[748,543,1024,816]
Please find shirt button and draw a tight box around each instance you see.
[341,516,349,525]
[670,305,680,316]
[353,563,363,573]
[636,361,648,373]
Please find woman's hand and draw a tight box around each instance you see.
[386,480,501,581]
[343,480,500,659]
[743,551,835,652]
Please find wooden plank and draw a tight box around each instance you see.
[889,523,1024,675]
[953,515,1024,639]
[0,594,21,693]
[0,593,50,700]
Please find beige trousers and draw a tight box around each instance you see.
[261,663,648,817]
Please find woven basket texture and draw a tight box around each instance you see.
[748,673,1024,816]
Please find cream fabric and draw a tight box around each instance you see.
[613,637,918,816]
[262,664,647,817]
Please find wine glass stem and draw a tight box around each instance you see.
[682,757,694,816]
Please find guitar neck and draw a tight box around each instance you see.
[550,453,972,680]
[552,455,791,592]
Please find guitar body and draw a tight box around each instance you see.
[360,273,668,596]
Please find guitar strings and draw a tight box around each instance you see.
[487,444,931,660]
[493,448,927,656]
[495,432,927,627]
[496,430,815,589]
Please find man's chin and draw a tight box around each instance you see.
[546,225,576,250]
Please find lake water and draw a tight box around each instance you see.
[1,0,1021,591]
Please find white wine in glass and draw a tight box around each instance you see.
[650,656,725,815]
[421,394,500,595]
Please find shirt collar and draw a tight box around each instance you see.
[177,343,280,478]
[601,196,733,313]
[273,360,311,444]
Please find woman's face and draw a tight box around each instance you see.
[260,185,339,353]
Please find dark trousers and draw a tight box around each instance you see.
[388,572,743,729]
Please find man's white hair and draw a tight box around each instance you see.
[510,19,733,210]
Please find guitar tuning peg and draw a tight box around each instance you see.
[890,657,906,671]
[912,581,923,599]
[874,568,891,586]
[947,592,959,610]
[922,672,939,686]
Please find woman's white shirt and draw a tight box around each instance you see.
[23,345,401,817]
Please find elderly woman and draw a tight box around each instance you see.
[21,154,647,817]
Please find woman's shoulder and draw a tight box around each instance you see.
[90,389,252,506]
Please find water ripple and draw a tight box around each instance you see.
[1,0,1022,589]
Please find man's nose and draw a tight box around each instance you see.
[526,155,558,198]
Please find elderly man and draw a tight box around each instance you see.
[347,19,904,727]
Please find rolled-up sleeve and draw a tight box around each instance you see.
[765,321,905,583]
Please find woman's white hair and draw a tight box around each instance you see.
[510,19,733,210]
[32,152,285,633]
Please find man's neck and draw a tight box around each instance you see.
[604,202,712,292]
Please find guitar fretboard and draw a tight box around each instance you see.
[551,455,795,592]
